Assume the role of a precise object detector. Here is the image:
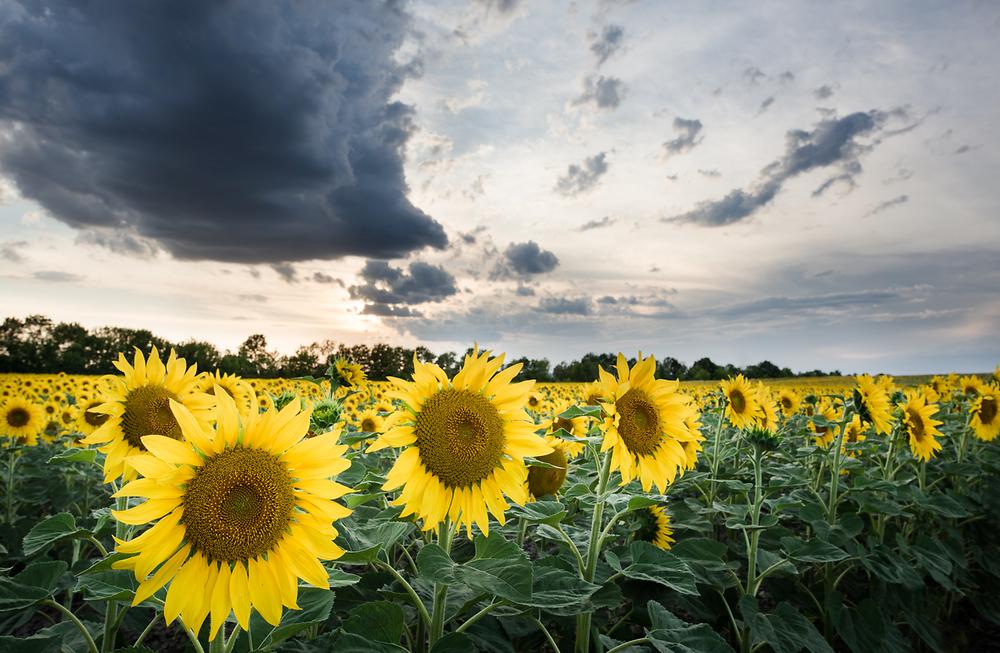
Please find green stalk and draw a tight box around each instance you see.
[826,417,849,526]
[429,519,454,646]
[6,448,17,526]
[43,599,99,653]
[707,403,727,506]
[575,452,613,653]
[739,445,766,653]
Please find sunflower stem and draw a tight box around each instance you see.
[575,451,613,653]
[43,599,99,653]
[133,612,159,648]
[209,628,226,653]
[5,447,17,526]
[707,402,727,507]
[827,414,850,526]
[429,519,453,646]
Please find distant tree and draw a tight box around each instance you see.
[174,340,221,373]
[435,351,460,377]
[657,356,687,380]
[686,357,721,380]
[239,334,277,376]
[508,357,552,382]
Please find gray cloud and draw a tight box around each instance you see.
[758,96,775,113]
[574,75,625,110]
[555,152,609,196]
[668,110,894,226]
[864,194,909,217]
[578,216,617,231]
[271,263,298,284]
[707,287,916,318]
[32,270,82,283]
[744,67,766,84]
[814,85,834,100]
[538,296,592,315]
[312,271,342,285]
[0,0,447,264]
[778,71,795,83]
[492,241,559,279]
[590,24,624,67]
[1,240,28,263]
[76,229,158,258]
[515,284,535,297]
[349,259,457,315]
[697,169,721,178]
[662,118,703,158]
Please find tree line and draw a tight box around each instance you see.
[0,315,841,382]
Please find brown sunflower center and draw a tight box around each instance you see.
[980,397,998,425]
[729,390,746,414]
[83,402,109,427]
[181,447,295,563]
[415,388,505,489]
[6,407,29,428]
[122,385,181,448]
[527,446,568,498]
[781,397,793,410]
[905,407,926,441]
[616,388,661,456]
[361,417,378,432]
[552,417,575,434]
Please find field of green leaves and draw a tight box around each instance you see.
[1,351,998,653]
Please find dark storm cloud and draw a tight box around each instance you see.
[349,260,458,317]
[537,297,592,315]
[864,195,909,217]
[0,0,447,264]
[271,263,298,284]
[662,118,703,158]
[578,216,617,231]
[32,270,82,282]
[668,110,893,226]
[574,76,625,110]
[492,241,559,279]
[555,152,610,196]
[590,24,624,66]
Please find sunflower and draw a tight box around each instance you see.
[333,359,367,388]
[546,402,589,439]
[644,506,675,551]
[719,375,759,430]
[76,397,111,436]
[993,366,1000,386]
[959,375,984,398]
[970,388,999,442]
[900,392,942,462]
[777,388,801,417]
[1,397,44,445]
[809,399,840,448]
[368,349,551,536]
[679,416,703,471]
[597,354,702,493]
[199,371,255,417]
[754,383,779,432]
[112,391,352,640]
[82,348,215,483]
[843,414,867,448]
[582,382,603,406]
[853,375,893,435]
[356,407,384,434]
[527,436,572,499]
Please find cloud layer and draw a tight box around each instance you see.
[0,0,447,264]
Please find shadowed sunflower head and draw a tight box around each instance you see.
[597,353,702,493]
[111,390,353,641]
[636,505,674,551]
[368,348,551,537]
[971,388,1000,442]
[81,347,216,483]
[527,436,572,499]
[901,391,942,462]
[853,375,894,436]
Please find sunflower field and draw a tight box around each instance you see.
[1,349,999,653]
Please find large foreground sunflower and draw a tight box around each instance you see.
[83,348,215,482]
[719,375,759,430]
[597,354,702,493]
[971,388,999,442]
[369,349,551,536]
[112,391,352,640]
[1,397,44,445]
[853,375,894,435]
[901,392,943,462]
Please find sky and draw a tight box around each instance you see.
[0,0,998,375]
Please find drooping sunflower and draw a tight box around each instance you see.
[369,349,551,536]
[900,392,943,462]
[1,397,44,445]
[527,436,572,499]
[82,348,215,483]
[597,354,702,493]
[333,359,367,388]
[777,388,801,417]
[642,506,675,551]
[970,388,999,442]
[853,375,893,436]
[112,391,352,640]
[719,375,759,430]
